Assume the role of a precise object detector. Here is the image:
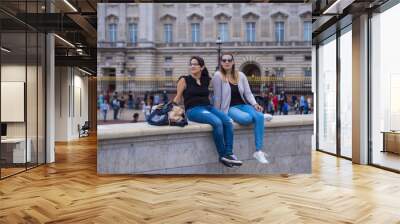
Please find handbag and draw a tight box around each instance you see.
[147,102,188,127]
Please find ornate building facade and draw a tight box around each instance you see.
[97,3,312,93]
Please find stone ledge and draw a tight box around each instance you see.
[98,114,313,140]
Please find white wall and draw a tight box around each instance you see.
[54,67,89,141]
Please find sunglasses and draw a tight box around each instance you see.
[221,59,233,63]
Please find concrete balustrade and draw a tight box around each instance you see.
[97,115,313,174]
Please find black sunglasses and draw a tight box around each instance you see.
[221,59,233,63]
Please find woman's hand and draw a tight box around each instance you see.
[254,104,263,112]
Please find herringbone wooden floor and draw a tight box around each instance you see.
[1,135,400,224]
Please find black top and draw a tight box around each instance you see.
[181,74,211,110]
[229,82,245,107]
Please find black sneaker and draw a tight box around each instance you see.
[221,154,243,166]
[220,159,234,168]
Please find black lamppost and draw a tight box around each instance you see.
[216,36,222,71]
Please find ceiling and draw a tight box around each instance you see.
[0,0,98,74]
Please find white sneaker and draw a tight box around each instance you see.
[253,151,269,164]
[264,113,273,121]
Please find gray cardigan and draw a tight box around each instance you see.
[212,71,257,114]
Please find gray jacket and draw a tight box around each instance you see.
[212,71,257,114]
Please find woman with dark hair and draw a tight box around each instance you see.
[172,56,242,167]
[212,53,269,164]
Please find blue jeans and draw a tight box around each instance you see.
[186,105,233,158]
[228,104,264,151]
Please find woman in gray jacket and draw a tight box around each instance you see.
[212,53,269,164]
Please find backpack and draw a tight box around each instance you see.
[147,102,188,127]
[112,99,120,109]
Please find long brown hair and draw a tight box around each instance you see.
[219,52,239,83]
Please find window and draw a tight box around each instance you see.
[165,56,173,63]
[304,68,311,77]
[191,23,200,43]
[370,4,400,171]
[164,24,173,43]
[304,21,312,41]
[109,23,117,42]
[318,36,337,155]
[165,69,173,76]
[246,22,256,42]
[106,56,113,60]
[274,68,284,77]
[128,23,138,43]
[340,28,352,158]
[305,55,312,61]
[128,68,136,76]
[218,23,229,41]
[275,21,284,42]
[128,56,135,61]
[275,56,283,61]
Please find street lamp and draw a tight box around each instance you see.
[216,36,222,71]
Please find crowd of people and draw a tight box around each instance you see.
[97,88,312,122]
[256,91,312,115]
[97,90,169,122]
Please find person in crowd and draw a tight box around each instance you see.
[154,93,160,105]
[304,97,309,114]
[212,53,269,164]
[291,95,297,107]
[282,100,289,115]
[112,96,120,120]
[132,113,139,123]
[272,94,278,114]
[278,91,285,115]
[268,92,275,115]
[144,91,149,104]
[142,97,153,121]
[173,56,242,168]
[128,91,134,109]
[119,96,126,118]
[100,99,109,122]
[135,97,141,110]
[162,90,169,104]
[98,92,104,109]
[307,97,312,113]
[299,95,305,114]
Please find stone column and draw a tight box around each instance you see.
[97,4,106,42]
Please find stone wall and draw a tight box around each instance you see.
[97,115,313,174]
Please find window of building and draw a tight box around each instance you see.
[106,56,113,60]
[305,55,312,61]
[218,23,229,42]
[274,68,284,76]
[165,69,173,76]
[304,21,312,41]
[164,24,173,43]
[191,23,200,43]
[275,21,284,42]
[128,23,138,43]
[246,22,256,42]
[304,68,311,77]
[165,56,173,63]
[275,56,284,61]
[109,23,117,42]
[128,56,135,61]
[128,68,136,76]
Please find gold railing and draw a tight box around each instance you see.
[97,76,312,95]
